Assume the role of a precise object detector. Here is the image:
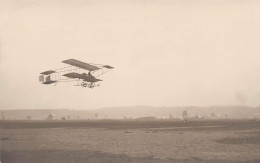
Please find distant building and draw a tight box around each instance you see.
[210,113,216,118]
[1,111,5,120]
[95,113,99,119]
[182,110,188,117]
[26,116,31,120]
[181,110,188,122]
[225,114,229,118]
[134,116,157,120]
[47,114,55,120]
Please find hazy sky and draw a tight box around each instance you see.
[0,0,260,110]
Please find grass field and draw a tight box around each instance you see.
[0,120,260,163]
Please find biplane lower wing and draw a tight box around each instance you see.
[63,72,102,83]
[63,72,81,79]
[83,77,102,83]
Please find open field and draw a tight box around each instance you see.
[1,120,260,163]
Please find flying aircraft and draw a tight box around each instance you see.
[39,59,114,88]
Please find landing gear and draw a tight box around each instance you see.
[81,82,87,87]
[89,82,95,88]
[81,82,99,88]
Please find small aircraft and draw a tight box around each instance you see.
[39,59,114,88]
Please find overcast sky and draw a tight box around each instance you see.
[0,0,260,110]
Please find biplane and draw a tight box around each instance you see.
[39,59,114,88]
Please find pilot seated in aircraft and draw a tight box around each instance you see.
[88,71,94,78]
[82,72,95,79]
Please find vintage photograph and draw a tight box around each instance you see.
[0,0,260,162]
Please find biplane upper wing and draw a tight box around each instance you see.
[62,59,100,71]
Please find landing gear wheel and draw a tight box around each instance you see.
[81,82,87,87]
[89,83,95,88]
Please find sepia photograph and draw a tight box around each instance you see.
[0,0,260,162]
